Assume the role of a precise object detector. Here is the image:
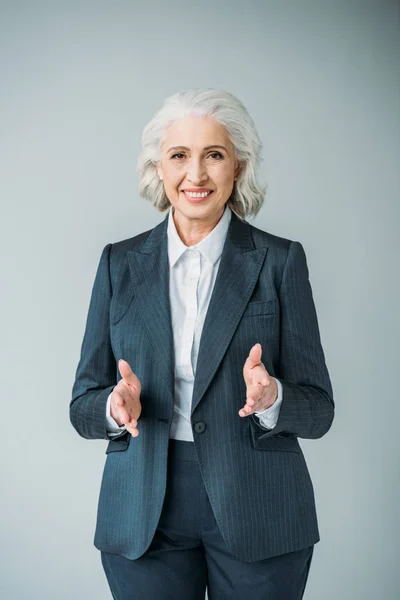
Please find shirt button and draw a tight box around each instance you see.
[190,306,196,313]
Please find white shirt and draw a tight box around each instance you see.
[106,205,282,439]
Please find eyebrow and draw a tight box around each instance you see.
[167,145,228,153]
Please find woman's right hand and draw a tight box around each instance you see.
[110,359,142,437]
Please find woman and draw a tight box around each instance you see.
[70,88,334,600]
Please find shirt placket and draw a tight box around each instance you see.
[179,248,201,381]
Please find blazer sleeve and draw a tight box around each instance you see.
[250,240,334,441]
[70,243,118,440]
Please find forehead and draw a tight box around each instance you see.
[162,115,233,150]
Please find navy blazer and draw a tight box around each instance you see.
[70,210,334,562]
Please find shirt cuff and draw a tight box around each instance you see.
[105,391,126,436]
[254,378,283,430]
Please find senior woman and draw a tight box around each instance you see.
[70,88,334,600]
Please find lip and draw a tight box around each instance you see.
[183,188,213,192]
[181,190,214,203]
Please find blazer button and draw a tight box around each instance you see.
[194,421,207,434]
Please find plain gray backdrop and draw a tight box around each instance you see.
[1,1,399,598]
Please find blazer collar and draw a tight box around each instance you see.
[137,206,259,255]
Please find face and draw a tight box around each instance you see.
[156,115,240,229]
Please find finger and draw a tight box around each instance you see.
[118,359,141,391]
[125,422,139,437]
[126,417,138,428]
[244,395,261,411]
[118,407,130,425]
[238,404,253,417]
[112,389,126,407]
[239,399,266,417]
[240,386,273,416]
[246,394,263,407]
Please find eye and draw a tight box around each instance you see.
[208,152,223,160]
[171,153,185,160]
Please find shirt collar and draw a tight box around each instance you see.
[167,204,232,268]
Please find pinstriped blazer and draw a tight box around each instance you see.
[70,209,334,562]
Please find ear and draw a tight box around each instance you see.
[156,162,163,181]
[234,160,241,180]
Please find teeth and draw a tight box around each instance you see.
[184,191,212,198]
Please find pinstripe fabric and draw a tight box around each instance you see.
[70,211,334,562]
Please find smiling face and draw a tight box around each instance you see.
[156,115,240,235]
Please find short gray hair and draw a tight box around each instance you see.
[137,88,267,218]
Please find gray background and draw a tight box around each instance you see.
[1,1,399,598]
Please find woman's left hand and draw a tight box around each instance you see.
[239,343,278,417]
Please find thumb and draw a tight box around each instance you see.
[118,359,140,389]
[246,343,263,369]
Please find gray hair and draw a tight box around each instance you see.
[137,88,267,219]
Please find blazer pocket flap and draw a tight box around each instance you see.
[243,299,276,318]
[105,435,130,453]
[252,433,301,452]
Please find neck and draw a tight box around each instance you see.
[172,206,225,246]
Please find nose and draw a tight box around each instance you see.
[187,157,207,184]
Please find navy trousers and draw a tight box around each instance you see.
[101,439,314,600]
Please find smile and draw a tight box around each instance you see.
[184,190,213,198]
[182,190,214,201]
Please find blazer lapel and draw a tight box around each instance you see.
[127,215,175,405]
[125,210,268,418]
[191,212,268,415]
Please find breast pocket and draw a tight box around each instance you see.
[110,294,135,326]
[242,299,276,318]
[110,269,135,326]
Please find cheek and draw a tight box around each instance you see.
[162,173,180,188]
[164,165,184,184]
[213,164,235,183]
